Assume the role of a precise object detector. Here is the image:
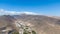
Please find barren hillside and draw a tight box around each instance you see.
[0,14,60,34]
[14,14,60,34]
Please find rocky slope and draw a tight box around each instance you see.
[0,14,60,34]
[0,15,16,34]
[13,14,60,34]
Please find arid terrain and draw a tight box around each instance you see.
[0,14,60,34]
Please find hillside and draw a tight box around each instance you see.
[0,15,16,34]
[0,14,60,34]
[14,14,60,34]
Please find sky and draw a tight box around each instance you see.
[0,0,60,16]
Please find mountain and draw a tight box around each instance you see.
[13,14,60,34]
[0,15,16,34]
[0,14,60,34]
[0,15,15,27]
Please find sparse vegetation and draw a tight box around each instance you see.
[23,26,36,34]
[32,30,36,34]
[12,31,19,34]
[12,30,36,34]
[12,25,36,34]
[23,29,36,34]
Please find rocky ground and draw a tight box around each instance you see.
[0,14,60,34]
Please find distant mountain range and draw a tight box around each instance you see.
[0,14,60,34]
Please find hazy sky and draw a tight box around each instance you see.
[0,0,60,16]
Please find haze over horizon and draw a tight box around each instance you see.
[0,0,60,16]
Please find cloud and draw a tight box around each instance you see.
[20,11,40,15]
[0,9,20,15]
[0,9,40,15]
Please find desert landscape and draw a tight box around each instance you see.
[0,14,60,34]
[0,0,60,34]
